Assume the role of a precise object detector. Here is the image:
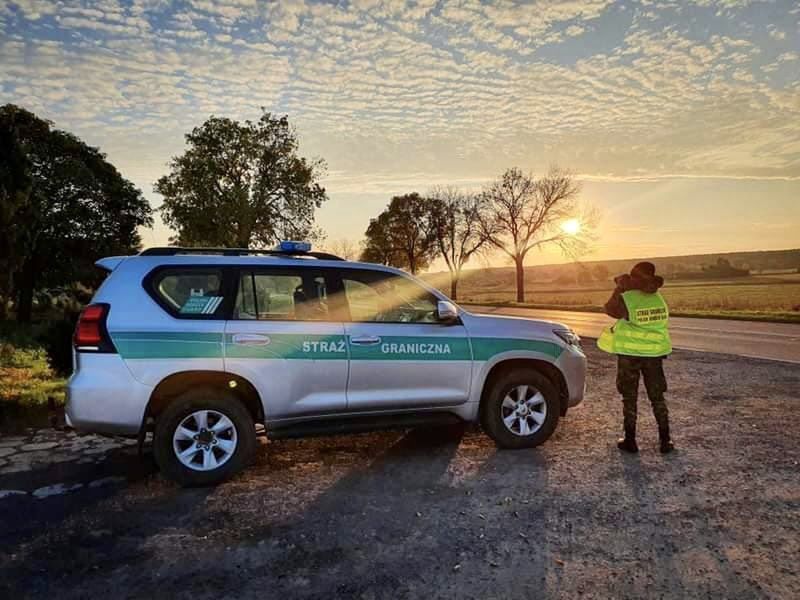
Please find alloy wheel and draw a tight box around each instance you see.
[500,384,547,437]
[172,409,238,471]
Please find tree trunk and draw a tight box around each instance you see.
[0,264,13,320]
[450,274,458,301]
[514,255,525,303]
[16,257,36,322]
[235,232,251,248]
[235,219,252,248]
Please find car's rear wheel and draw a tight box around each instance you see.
[154,388,256,486]
[482,368,560,449]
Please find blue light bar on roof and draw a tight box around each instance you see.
[279,240,312,253]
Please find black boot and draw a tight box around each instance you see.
[659,426,674,454]
[617,428,638,453]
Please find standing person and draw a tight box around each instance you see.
[598,262,675,454]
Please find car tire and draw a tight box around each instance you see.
[482,368,560,450]
[153,388,256,487]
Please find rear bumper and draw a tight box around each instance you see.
[559,344,587,408]
[66,353,153,436]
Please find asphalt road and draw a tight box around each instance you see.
[467,305,800,364]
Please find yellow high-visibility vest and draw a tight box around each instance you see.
[597,290,672,357]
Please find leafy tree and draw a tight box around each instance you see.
[554,272,576,285]
[426,186,488,300]
[577,266,594,285]
[592,264,610,282]
[156,111,327,248]
[0,105,153,321]
[480,167,584,303]
[360,193,437,274]
[0,110,34,319]
[361,211,401,266]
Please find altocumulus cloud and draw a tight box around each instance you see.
[1,0,799,191]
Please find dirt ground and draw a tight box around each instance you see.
[1,345,799,599]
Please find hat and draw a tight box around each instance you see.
[631,261,656,279]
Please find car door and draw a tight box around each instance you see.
[224,266,348,421]
[337,268,472,411]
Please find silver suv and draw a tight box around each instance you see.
[67,243,586,485]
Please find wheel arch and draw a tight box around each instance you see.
[146,370,265,426]
[479,358,569,418]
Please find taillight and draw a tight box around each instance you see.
[74,303,115,352]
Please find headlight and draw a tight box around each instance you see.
[554,328,581,347]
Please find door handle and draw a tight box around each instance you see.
[232,333,271,346]
[349,335,382,346]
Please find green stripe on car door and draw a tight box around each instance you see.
[348,336,472,361]
[111,331,224,359]
[225,334,348,360]
[471,338,562,360]
[111,331,562,361]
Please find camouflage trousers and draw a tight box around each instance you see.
[616,355,670,433]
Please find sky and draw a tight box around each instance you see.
[2,0,799,267]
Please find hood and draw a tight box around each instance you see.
[459,309,570,340]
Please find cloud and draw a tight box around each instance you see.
[2,0,59,20]
[0,0,797,197]
[57,15,143,36]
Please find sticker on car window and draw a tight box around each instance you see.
[180,296,223,315]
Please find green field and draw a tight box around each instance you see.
[435,271,800,323]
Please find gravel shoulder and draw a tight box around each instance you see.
[1,345,799,599]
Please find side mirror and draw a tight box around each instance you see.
[437,300,459,323]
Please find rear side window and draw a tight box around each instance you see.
[151,269,224,316]
[234,270,330,321]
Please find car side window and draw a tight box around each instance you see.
[341,270,438,323]
[234,270,330,321]
[152,269,224,316]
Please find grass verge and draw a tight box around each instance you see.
[460,301,800,324]
[0,325,66,407]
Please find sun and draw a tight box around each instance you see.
[561,218,581,236]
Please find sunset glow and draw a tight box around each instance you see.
[3,0,798,264]
[561,219,582,237]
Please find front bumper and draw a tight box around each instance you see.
[558,344,587,408]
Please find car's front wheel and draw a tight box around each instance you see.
[153,388,256,486]
[482,368,560,449]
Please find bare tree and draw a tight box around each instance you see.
[324,238,359,260]
[426,186,488,300]
[480,167,585,303]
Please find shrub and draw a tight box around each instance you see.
[0,320,70,406]
[40,314,79,376]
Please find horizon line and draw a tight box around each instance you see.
[429,246,800,276]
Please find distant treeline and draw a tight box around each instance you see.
[673,258,749,280]
[470,248,799,284]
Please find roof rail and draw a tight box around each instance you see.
[139,247,344,261]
